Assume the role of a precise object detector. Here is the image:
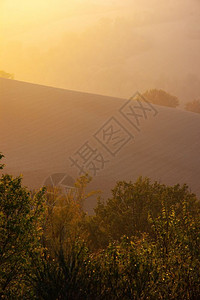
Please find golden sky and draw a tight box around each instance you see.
[1,0,200,102]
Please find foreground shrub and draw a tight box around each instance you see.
[0,174,46,298]
[31,204,199,299]
[0,153,199,299]
[87,177,199,248]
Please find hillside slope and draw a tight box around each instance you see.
[1,78,200,212]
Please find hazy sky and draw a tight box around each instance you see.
[1,0,200,103]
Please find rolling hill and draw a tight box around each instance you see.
[1,78,200,213]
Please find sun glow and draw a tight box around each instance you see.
[0,0,199,101]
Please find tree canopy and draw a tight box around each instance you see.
[142,89,179,107]
[0,154,4,170]
[185,99,200,114]
[0,155,46,298]
[0,70,14,79]
[0,154,199,299]
[87,177,199,248]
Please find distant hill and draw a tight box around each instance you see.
[1,78,200,213]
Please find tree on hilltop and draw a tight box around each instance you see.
[185,99,200,114]
[0,70,14,79]
[142,89,179,107]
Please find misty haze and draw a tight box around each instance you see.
[0,1,200,299]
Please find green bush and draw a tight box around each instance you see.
[0,156,46,298]
[87,177,199,248]
[0,154,199,299]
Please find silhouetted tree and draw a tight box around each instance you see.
[0,154,46,298]
[185,99,200,114]
[142,89,179,107]
[0,70,14,79]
